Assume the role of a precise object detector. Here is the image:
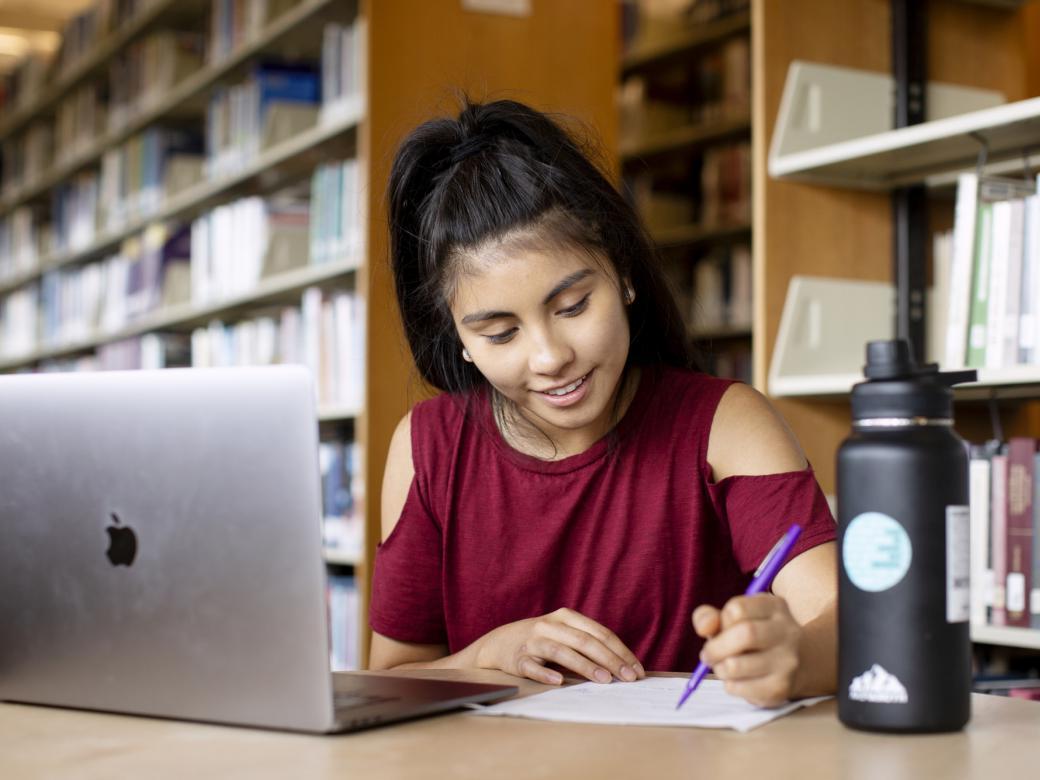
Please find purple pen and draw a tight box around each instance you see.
[675,523,803,710]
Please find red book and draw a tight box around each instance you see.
[991,454,1007,626]
[1005,438,1037,627]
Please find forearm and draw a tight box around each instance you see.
[386,638,485,672]
[792,600,837,698]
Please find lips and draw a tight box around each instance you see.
[538,373,588,396]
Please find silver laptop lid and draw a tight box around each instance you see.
[0,366,336,732]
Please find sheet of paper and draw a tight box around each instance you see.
[469,677,830,733]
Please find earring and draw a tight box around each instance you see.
[462,348,472,362]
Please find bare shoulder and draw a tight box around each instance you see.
[706,383,807,481]
[380,411,415,542]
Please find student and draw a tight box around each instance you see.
[368,99,837,707]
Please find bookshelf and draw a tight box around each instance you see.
[769,95,1040,189]
[972,624,1040,651]
[753,0,1040,663]
[619,0,753,383]
[0,0,619,669]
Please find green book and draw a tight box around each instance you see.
[966,202,994,368]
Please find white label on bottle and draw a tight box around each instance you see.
[1007,573,1026,614]
[946,505,970,623]
[1031,588,1040,615]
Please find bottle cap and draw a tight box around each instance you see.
[850,339,977,422]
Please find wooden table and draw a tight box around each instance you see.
[2,670,1038,778]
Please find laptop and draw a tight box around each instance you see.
[0,365,516,733]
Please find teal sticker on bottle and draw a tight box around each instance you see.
[843,511,913,592]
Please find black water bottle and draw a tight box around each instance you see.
[837,340,976,733]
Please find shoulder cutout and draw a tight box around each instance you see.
[706,383,807,482]
[380,411,414,542]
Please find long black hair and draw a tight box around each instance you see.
[387,98,696,396]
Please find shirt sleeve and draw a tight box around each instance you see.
[368,461,448,645]
[706,467,836,577]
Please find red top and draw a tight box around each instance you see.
[369,366,836,671]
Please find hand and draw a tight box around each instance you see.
[692,594,802,708]
[475,608,646,686]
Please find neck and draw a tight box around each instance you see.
[497,367,642,460]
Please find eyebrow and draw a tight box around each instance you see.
[460,269,595,326]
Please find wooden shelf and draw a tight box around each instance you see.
[0,98,362,299]
[318,406,360,423]
[0,0,207,145]
[620,10,750,78]
[323,546,361,566]
[768,96,1040,190]
[620,112,750,162]
[770,365,1040,400]
[0,0,338,217]
[972,624,1040,650]
[0,258,359,371]
[651,221,750,248]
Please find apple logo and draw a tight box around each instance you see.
[105,513,138,567]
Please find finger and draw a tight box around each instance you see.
[722,674,792,709]
[550,609,644,679]
[719,594,787,629]
[692,605,721,638]
[713,646,796,683]
[516,654,564,685]
[700,618,786,667]
[525,635,615,684]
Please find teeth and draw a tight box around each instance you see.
[545,375,585,396]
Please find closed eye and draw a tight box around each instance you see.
[558,293,590,317]
[485,327,518,345]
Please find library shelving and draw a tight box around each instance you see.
[0,0,618,669]
[753,0,1040,660]
[619,0,753,383]
[971,624,1040,652]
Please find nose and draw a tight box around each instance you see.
[528,328,574,376]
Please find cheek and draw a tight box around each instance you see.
[580,306,630,361]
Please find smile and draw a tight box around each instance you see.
[540,374,588,396]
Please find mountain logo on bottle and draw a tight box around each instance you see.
[849,664,909,704]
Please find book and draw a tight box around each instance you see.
[990,452,1008,626]
[1024,187,1040,365]
[983,199,1010,369]
[965,202,993,368]
[1033,451,1040,630]
[969,449,993,627]
[1005,437,1035,627]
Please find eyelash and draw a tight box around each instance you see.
[483,294,591,345]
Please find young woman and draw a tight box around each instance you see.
[367,99,837,707]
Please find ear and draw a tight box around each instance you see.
[623,279,635,304]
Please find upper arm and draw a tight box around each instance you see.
[771,542,837,625]
[706,383,807,482]
[380,412,415,543]
[370,412,450,669]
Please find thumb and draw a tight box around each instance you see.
[692,605,721,639]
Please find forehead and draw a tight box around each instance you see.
[450,244,611,310]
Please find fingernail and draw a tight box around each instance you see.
[620,665,636,682]
[547,671,563,684]
[634,662,646,678]
[594,668,611,683]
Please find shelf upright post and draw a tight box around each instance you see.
[892,0,928,362]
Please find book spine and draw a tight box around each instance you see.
[966,202,994,368]
[1033,451,1040,630]
[984,200,1010,369]
[969,454,992,627]
[1006,437,1037,627]
[991,453,1008,626]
